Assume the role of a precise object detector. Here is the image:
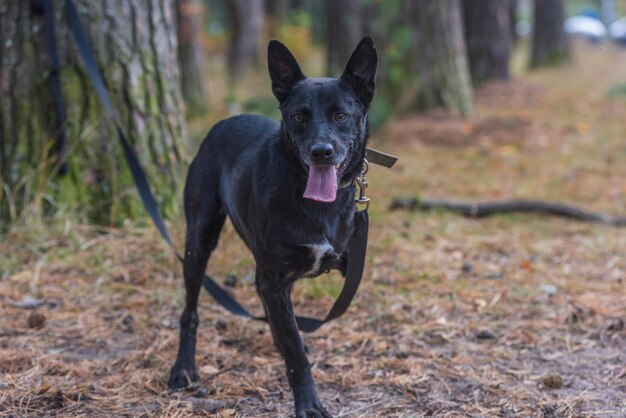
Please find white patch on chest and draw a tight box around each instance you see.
[303,242,334,277]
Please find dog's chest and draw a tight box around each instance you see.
[302,242,335,277]
[304,241,335,277]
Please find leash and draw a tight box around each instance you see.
[52,0,384,332]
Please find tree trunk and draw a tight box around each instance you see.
[325,0,362,76]
[407,0,473,115]
[266,0,288,37]
[463,0,512,85]
[0,0,186,225]
[227,0,263,79]
[530,0,569,68]
[266,0,288,20]
[305,0,326,43]
[510,0,519,45]
[177,0,207,107]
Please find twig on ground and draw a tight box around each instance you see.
[389,198,626,226]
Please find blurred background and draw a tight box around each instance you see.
[1,1,626,416]
[1,0,625,225]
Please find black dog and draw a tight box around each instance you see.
[169,36,377,418]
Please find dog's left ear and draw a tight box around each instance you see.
[341,35,378,107]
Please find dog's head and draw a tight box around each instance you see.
[268,36,378,203]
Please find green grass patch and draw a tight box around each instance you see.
[297,273,343,300]
[607,83,626,99]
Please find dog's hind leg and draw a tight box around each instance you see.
[257,272,332,418]
[169,193,226,390]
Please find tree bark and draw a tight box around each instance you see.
[177,0,207,107]
[463,0,512,85]
[227,0,263,79]
[0,0,186,224]
[325,0,362,76]
[530,0,569,68]
[407,0,473,115]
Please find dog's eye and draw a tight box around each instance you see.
[335,112,347,122]
[293,114,305,124]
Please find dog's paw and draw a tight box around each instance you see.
[168,367,199,390]
[295,400,332,418]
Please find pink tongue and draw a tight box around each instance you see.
[303,165,338,202]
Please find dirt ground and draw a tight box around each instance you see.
[1,43,625,417]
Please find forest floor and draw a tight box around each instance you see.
[2,43,626,417]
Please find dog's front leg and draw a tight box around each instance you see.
[257,271,332,418]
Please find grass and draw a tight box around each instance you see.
[1,40,626,417]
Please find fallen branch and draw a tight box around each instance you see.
[389,198,626,226]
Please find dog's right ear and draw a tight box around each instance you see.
[268,40,305,104]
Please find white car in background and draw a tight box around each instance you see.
[564,16,608,42]
[609,17,626,45]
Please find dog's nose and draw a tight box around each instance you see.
[310,143,334,163]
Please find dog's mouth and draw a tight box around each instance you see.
[303,149,352,203]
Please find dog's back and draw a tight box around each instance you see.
[185,113,278,195]
[183,114,278,232]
